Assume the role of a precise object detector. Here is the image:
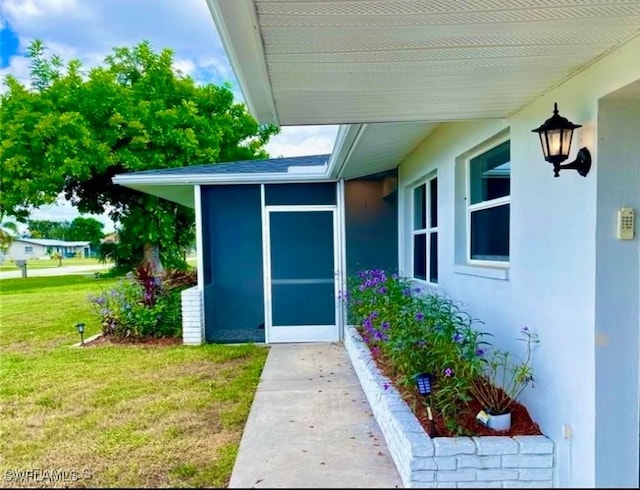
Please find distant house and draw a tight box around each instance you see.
[7,238,91,260]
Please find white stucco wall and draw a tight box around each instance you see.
[396,34,640,488]
[594,95,640,487]
[7,241,48,260]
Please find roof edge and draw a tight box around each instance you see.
[112,170,332,186]
[205,0,279,125]
[327,124,366,179]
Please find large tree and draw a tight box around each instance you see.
[67,216,104,249]
[0,40,278,272]
[26,219,71,240]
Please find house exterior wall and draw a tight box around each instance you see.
[594,96,640,487]
[7,241,49,260]
[344,171,398,275]
[396,35,640,488]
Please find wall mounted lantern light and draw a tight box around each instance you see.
[531,102,591,178]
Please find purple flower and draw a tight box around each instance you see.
[358,285,365,292]
[377,286,388,294]
[381,321,390,330]
[371,346,380,357]
[444,367,454,377]
[476,348,485,357]
[370,311,379,319]
[415,312,425,321]
[522,326,529,333]
[453,333,463,343]
[403,288,411,296]
[383,382,390,390]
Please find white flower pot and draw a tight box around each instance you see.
[487,412,512,431]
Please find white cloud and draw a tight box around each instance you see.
[265,126,339,158]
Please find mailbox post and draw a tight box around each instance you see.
[15,259,27,278]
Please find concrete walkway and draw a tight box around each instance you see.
[229,342,402,489]
[0,263,111,280]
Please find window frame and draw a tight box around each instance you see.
[410,174,438,285]
[465,138,511,268]
[24,246,34,254]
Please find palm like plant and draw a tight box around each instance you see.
[0,218,19,253]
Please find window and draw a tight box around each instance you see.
[24,246,33,253]
[467,140,510,264]
[412,176,438,283]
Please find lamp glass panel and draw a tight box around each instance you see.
[546,128,563,157]
[561,128,574,158]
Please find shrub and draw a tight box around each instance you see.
[345,268,537,435]
[88,264,194,340]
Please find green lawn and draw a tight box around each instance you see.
[0,275,269,488]
[0,257,108,271]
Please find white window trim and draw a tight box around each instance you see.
[410,174,438,285]
[465,139,510,269]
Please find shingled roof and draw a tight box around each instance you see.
[126,154,330,177]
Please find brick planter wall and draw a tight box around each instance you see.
[181,286,203,345]
[344,325,555,488]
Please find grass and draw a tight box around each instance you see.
[0,257,108,272]
[0,275,269,488]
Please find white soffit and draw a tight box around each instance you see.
[208,0,640,125]
[336,122,439,179]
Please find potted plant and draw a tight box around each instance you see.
[470,326,540,431]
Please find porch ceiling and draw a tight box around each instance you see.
[207,0,640,126]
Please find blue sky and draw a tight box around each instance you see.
[0,0,338,233]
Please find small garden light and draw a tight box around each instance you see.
[415,373,436,437]
[75,322,86,346]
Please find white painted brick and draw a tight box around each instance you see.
[457,455,501,468]
[459,482,502,489]
[503,480,552,488]
[519,469,554,480]
[436,470,476,482]
[432,457,457,470]
[408,482,439,488]
[513,436,554,454]
[433,437,476,456]
[410,457,438,471]
[473,436,519,455]
[475,469,519,481]
[409,470,435,482]
[502,455,553,468]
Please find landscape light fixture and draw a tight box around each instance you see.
[415,373,437,437]
[531,102,591,178]
[75,322,86,346]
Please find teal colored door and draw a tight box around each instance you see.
[265,206,340,343]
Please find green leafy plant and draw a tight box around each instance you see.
[344,268,539,435]
[470,326,540,415]
[88,265,192,339]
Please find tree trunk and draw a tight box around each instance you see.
[143,243,165,275]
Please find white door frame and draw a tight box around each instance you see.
[261,204,341,343]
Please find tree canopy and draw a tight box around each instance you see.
[26,217,104,249]
[0,40,279,271]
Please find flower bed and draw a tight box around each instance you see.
[343,269,542,436]
[345,325,555,488]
